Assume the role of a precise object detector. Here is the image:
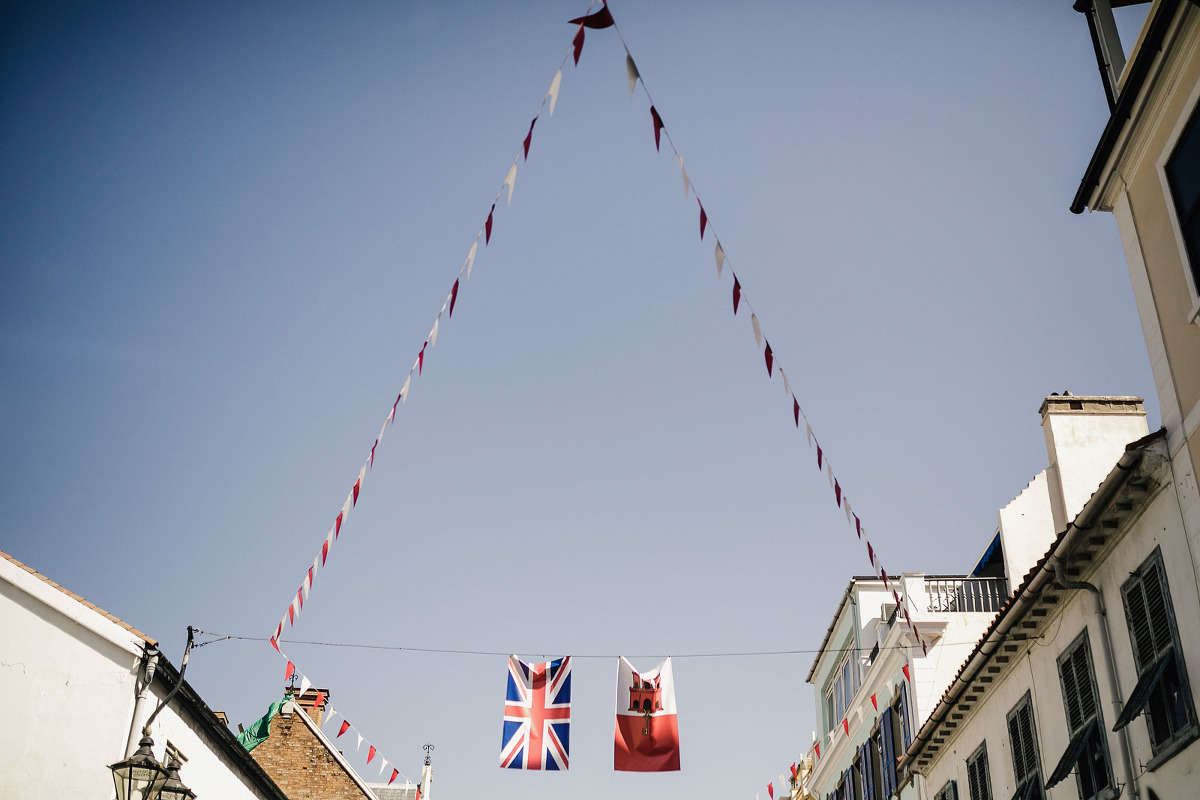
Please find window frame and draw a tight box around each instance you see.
[965,742,992,800]
[1046,630,1114,799]
[933,780,958,800]
[1156,76,1200,325]
[1117,547,1199,767]
[1006,692,1045,800]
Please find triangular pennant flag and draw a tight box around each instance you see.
[353,466,365,505]
[321,538,330,566]
[335,511,344,539]
[485,204,495,245]
[626,54,640,98]
[325,706,338,725]
[780,366,790,395]
[314,690,326,710]
[814,742,820,759]
[449,279,460,318]
[902,664,911,682]
[842,718,849,736]
[732,276,741,314]
[572,25,585,65]
[816,446,823,470]
[793,397,801,427]
[547,70,562,116]
[287,600,296,626]
[805,422,813,447]
[650,106,664,151]
[881,567,889,584]
[867,541,876,568]
[768,782,774,799]
[389,769,399,785]
[356,733,363,751]
[270,636,280,653]
[466,240,478,279]
[367,745,376,764]
[299,675,312,697]
[779,774,788,790]
[677,155,690,197]
[791,763,799,782]
[418,341,427,374]
[338,720,350,738]
[764,341,773,376]
[871,693,878,711]
[305,564,314,594]
[855,515,863,540]
[416,786,421,800]
[827,459,835,489]
[370,439,378,468]
[401,374,411,403]
[844,498,854,526]
[568,6,614,28]
[698,201,707,239]
[429,314,440,348]
[921,639,929,657]
[504,161,518,205]
[296,587,303,611]
[380,757,388,776]
[391,392,401,423]
[714,241,725,278]
[834,479,842,507]
[523,118,537,161]
[751,314,762,346]
[284,661,295,681]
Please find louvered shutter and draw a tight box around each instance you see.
[1007,711,1026,782]
[898,681,912,748]
[966,745,990,800]
[880,708,896,797]
[862,741,876,800]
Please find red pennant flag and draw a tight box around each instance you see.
[572,25,585,65]
[523,119,537,161]
[791,764,798,781]
[352,477,362,507]
[732,276,742,314]
[418,342,427,375]
[568,6,614,28]
[296,588,304,611]
[867,541,876,567]
[854,515,862,539]
[338,720,350,738]
[816,446,823,470]
[416,787,422,800]
[902,664,911,682]
[764,341,773,376]
[321,539,330,566]
[698,201,707,240]
[650,106,664,151]
[814,742,820,759]
[367,745,376,764]
[274,621,283,641]
[389,769,399,785]
[793,397,800,427]
[270,636,280,653]
[871,693,878,711]
[308,565,314,588]
[834,480,842,507]
[449,279,460,318]
[314,690,325,708]
[921,639,929,657]
[485,204,494,244]
[284,661,295,681]
[287,603,295,625]
[843,718,849,736]
[768,783,774,800]
[370,439,378,468]
[893,590,901,607]
[391,392,401,423]
[335,512,343,539]
[881,568,888,583]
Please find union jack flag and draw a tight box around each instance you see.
[500,655,571,770]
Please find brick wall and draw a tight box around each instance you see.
[249,695,372,800]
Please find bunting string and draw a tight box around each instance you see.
[604,5,931,659]
[265,0,599,650]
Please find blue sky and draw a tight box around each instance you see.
[0,2,1158,799]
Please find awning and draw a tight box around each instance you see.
[1112,651,1174,731]
[1045,719,1096,789]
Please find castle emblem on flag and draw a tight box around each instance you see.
[614,656,680,771]
[500,655,571,771]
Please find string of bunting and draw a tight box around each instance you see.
[257,0,930,788]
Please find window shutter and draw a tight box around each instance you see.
[1007,712,1026,781]
[1072,645,1097,726]
[966,745,990,800]
[1124,573,1157,672]
[1017,704,1038,782]
[862,741,876,800]
[880,708,896,797]
[898,681,912,748]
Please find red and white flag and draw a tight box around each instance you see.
[614,656,680,772]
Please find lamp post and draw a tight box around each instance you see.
[109,628,198,800]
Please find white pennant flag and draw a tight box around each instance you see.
[547,69,562,116]
[504,161,518,205]
[289,595,300,624]
[299,675,312,697]
[626,54,640,98]
[844,498,854,527]
[714,241,725,278]
[378,418,389,444]
[751,314,762,346]
[827,461,835,489]
[466,240,479,280]
[401,374,411,403]
[779,366,790,396]
[302,571,312,602]
[380,757,388,776]
[357,733,363,752]
[779,774,788,789]
[428,316,440,348]
[324,707,337,727]
[676,154,690,197]
[341,494,352,520]
[356,464,366,492]
[805,423,813,448]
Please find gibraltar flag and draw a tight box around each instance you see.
[614,656,680,771]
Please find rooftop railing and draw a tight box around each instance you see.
[924,577,1007,613]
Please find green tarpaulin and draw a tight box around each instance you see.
[236,695,289,752]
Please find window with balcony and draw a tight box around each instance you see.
[1046,631,1112,799]
[1113,548,1198,764]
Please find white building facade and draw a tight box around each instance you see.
[0,549,288,800]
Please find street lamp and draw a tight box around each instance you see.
[110,628,198,800]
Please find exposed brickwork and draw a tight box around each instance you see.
[249,689,372,800]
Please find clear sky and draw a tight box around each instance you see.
[0,2,1158,799]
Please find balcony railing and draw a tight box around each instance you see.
[924,577,1007,613]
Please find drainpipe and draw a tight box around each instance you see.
[1051,558,1137,800]
[124,645,160,757]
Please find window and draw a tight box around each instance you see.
[966,743,992,800]
[1007,693,1045,800]
[825,649,860,731]
[1166,104,1200,294]
[933,781,959,800]
[858,741,877,800]
[879,707,896,798]
[1114,548,1198,760]
[1046,631,1112,799]
[870,729,884,800]
[895,681,912,750]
